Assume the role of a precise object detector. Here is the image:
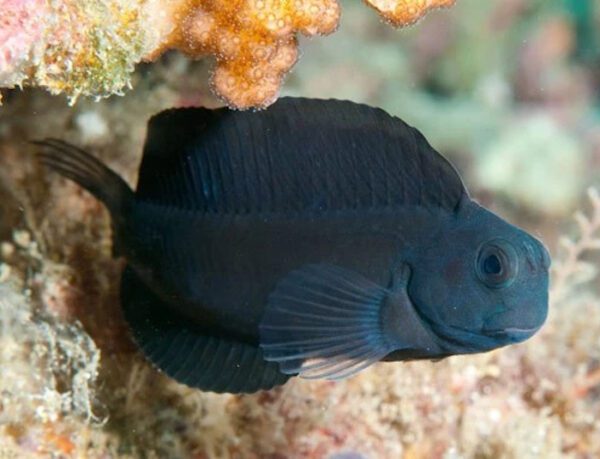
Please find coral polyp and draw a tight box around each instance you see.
[0,0,456,108]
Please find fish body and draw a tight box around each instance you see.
[126,202,437,338]
[37,98,550,393]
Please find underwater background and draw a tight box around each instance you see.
[1,0,600,457]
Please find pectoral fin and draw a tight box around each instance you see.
[259,264,411,380]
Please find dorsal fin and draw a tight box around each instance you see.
[135,98,467,214]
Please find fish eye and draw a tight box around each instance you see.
[476,239,518,289]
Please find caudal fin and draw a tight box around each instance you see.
[34,139,134,219]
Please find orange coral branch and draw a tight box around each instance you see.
[364,0,456,27]
[145,0,340,109]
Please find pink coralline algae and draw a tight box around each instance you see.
[0,0,48,95]
[0,0,457,108]
[0,0,145,104]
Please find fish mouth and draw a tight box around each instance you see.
[482,326,541,341]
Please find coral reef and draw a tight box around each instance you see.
[0,233,102,456]
[1,1,600,457]
[0,0,47,99]
[0,0,145,104]
[0,0,456,108]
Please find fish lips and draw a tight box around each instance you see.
[481,325,542,344]
[481,298,548,345]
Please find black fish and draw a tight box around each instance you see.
[36,98,550,394]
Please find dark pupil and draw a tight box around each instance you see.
[483,254,502,275]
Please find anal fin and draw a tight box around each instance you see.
[121,267,289,394]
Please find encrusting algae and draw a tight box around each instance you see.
[0,0,145,103]
[0,0,456,108]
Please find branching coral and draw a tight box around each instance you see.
[364,0,456,27]
[551,188,600,302]
[162,0,341,108]
[0,0,457,108]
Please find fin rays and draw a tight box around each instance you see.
[121,267,290,393]
[260,263,396,380]
[135,99,466,215]
[34,138,134,220]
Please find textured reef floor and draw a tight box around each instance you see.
[1,1,600,458]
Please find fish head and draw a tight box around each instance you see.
[408,202,550,354]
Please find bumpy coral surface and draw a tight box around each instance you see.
[162,0,341,108]
[365,0,456,26]
[0,0,456,108]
